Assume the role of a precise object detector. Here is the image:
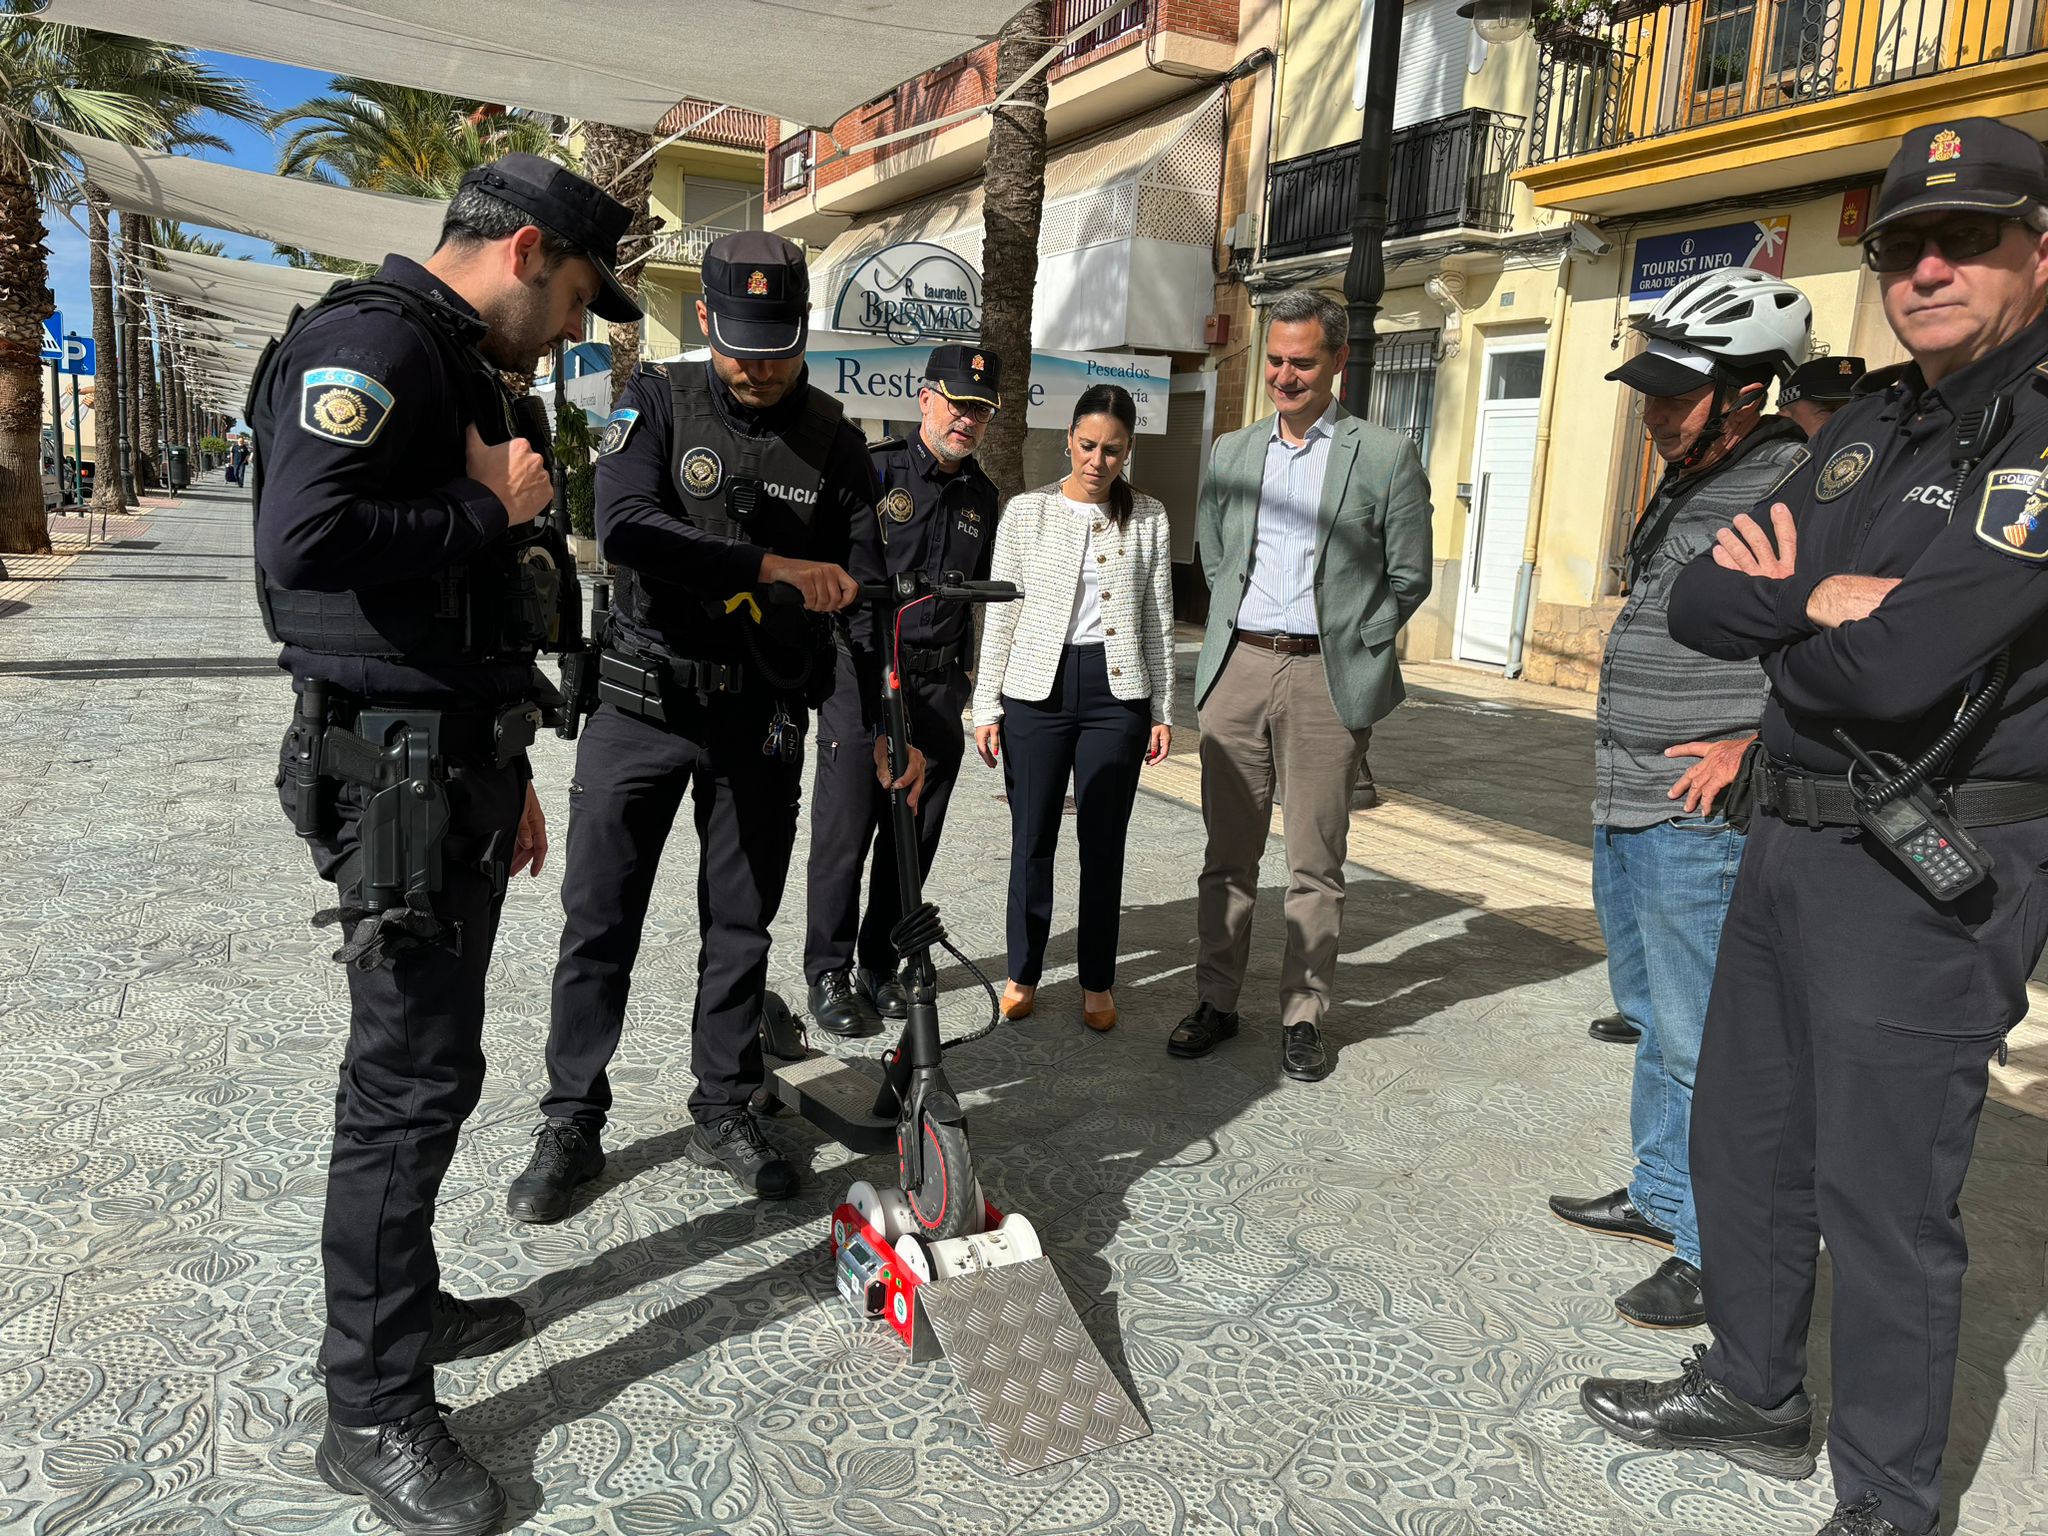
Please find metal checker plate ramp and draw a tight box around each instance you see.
[915,1256,1149,1475]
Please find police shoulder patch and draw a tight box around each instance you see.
[1815,442,1873,502]
[300,367,394,446]
[598,407,639,456]
[1973,467,2048,562]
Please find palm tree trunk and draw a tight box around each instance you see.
[0,147,53,555]
[580,122,656,408]
[121,220,158,489]
[979,3,1051,501]
[86,185,127,513]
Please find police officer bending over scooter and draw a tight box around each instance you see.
[1581,117,2048,1536]
[256,155,636,1536]
[508,232,916,1217]
[804,344,1002,1035]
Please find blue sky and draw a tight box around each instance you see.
[41,51,332,346]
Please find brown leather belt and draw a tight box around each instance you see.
[1236,630,1321,655]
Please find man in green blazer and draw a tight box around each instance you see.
[1168,288,1434,1082]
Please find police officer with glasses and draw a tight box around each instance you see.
[1581,117,2048,1536]
[257,154,637,1535]
[804,344,1002,1035]
[507,232,903,1216]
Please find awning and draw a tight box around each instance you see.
[61,129,443,266]
[44,0,1019,132]
[809,89,1227,354]
[155,249,339,304]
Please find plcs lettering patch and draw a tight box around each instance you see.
[1974,468,2048,561]
[300,368,393,445]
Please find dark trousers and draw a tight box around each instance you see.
[276,721,526,1427]
[1695,810,2048,1534]
[1000,644,1151,990]
[543,697,803,1129]
[804,649,969,981]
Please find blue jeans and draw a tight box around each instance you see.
[1593,816,1745,1268]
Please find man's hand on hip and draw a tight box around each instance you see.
[1664,735,1756,816]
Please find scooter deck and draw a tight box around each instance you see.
[767,1051,898,1154]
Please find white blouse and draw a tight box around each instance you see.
[1064,496,1106,645]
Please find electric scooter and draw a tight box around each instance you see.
[756,570,1020,1242]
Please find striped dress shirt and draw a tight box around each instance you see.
[1236,400,1339,634]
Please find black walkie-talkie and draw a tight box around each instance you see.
[1834,733,1994,900]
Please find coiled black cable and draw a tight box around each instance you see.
[1855,651,2011,807]
[888,901,1003,1051]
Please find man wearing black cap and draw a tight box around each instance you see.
[1586,117,2048,1536]
[804,344,1002,1034]
[1778,354,1867,437]
[507,231,886,1214]
[252,153,637,1534]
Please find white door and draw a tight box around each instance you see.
[1454,348,1544,666]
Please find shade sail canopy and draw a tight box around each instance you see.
[45,0,1019,131]
[62,129,444,265]
[155,249,340,304]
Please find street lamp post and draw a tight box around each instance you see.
[1342,0,1406,415]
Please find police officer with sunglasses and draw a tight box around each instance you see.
[1578,118,2048,1536]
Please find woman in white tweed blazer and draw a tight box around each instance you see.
[972,385,1174,1033]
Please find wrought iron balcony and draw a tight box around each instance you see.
[1530,0,2048,165]
[646,225,738,268]
[1263,109,1526,263]
[1054,0,1152,60]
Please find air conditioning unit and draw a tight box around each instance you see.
[780,152,808,192]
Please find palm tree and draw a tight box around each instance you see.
[142,222,224,472]
[979,3,1052,500]
[0,19,259,548]
[578,123,655,407]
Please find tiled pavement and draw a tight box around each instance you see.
[0,483,2042,1535]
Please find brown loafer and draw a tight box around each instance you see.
[999,982,1035,1020]
[1082,992,1116,1032]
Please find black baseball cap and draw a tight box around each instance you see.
[1866,118,2048,237]
[456,153,641,323]
[1606,338,1719,398]
[923,343,1002,408]
[701,232,809,360]
[1780,355,1866,408]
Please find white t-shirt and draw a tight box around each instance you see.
[1064,496,1107,645]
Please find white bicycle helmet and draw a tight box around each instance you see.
[1611,267,1814,396]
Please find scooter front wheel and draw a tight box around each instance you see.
[900,1115,977,1240]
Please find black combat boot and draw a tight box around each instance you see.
[1580,1344,1815,1480]
[504,1120,603,1224]
[688,1109,796,1198]
[423,1291,525,1366]
[807,969,881,1038]
[315,1404,507,1536]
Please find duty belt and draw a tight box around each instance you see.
[900,638,966,678]
[1757,758,2048,829]
[597,646,744,724]
[325,694,540,768]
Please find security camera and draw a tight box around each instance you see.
[1567,220,1613,258]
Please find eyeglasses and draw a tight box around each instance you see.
[1862,215,2015,274]
[940,398,994,423]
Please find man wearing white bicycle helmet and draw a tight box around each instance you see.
[1549,266,1811,1332]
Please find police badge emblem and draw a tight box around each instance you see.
[1816,442,1874,502]
[680,446,723,498]
[300,366,393,445]
[1975,468,2048,561]
[598,407,639,456]
[881,487,917,523]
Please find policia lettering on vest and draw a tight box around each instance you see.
[804,344,1003,1036]
[507,232,915,1219]
[1580,119,2048,1536]
[252,155,640,1536]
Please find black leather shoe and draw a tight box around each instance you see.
[1616,1257,1705,1329]
[807,970,881,1038]
[315,1405,508,1535]
[688,1110,796,1198]
[1548,1187,1676,1249]
[1166,1000,1239,1059]
[860,965,909,1020]
[1282,1021,1331,1082]
[1581,1344,1815,1480]
[423,1292,525,1366]
[1817,1494,1930,1535]
[1588,1012,1643,1044]
[504,1121,603,1224]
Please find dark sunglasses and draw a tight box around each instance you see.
[1862,214,2016,274]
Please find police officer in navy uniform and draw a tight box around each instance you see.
[256,155,637,1535]
[1777,353,1867,438]
[804,344,1002,1034]
[1581,118,2048,1536]
[507,232,893,1215]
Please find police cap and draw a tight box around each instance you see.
[701,232,809,361]
[923,343,1002,409]
[456,153,641,323]
[1866,117,2048,237]
[1779,355,1866,408]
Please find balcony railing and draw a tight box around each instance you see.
[1054,0,1151,59]
[1263,109,1526,262]
[647,225,741,268]
[1530,0,2048,164]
